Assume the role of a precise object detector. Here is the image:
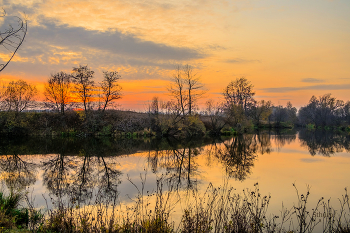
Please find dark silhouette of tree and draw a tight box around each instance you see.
[298,94,344,127]
[168,65,205,116]
[269,105,286,126]
[224,103,245,128]
[269,101,297,127]
[0,9,27,72]
[205,99,226,135]
[2,79,37,113]
[162,65,206,137]
[250,100,272,127]
[148,96,162,133]
[183,64,205,115]
[286,101,298,124]
[168,65,186,117]
[44,71,72,114]
[100,71,122,111]
[223,77,255,114]
[71,65,95,113]
[344,101,350,125]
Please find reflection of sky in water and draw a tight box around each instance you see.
[0,132,349,231]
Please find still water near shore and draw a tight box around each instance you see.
[0,129,349,227]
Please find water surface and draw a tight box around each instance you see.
[1,130,349,228]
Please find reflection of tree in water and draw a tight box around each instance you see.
[71,152,95,202]
[272,131,297,150]
[41,139,122,205]
[207,134,273,181]
[299,130,350,156]
[0,154,37,190]
[146,135,274,185]
[43,155,121,205]
[147,142,202,190]
[215,135,258,181]
[97,156,121,200]
[256,133,273,154]
[42,153,76,198]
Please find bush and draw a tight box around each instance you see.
[185,115,206,137]
[0,191,29,229]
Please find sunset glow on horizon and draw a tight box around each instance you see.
[1,0,349,111]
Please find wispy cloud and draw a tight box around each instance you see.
[262,84,350,93]
[224,58,261,64]
[300,158,324,163]
[301,78,324,83]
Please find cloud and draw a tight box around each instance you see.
[3,0,235,49]
[301,78,324,83]
[300,158,324,163]
[124,90,166,95]
[2,18,206,80]
[262,84,350,93]
[224,58,261,64]
[27,21,204,61]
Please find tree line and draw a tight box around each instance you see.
[1,64,349,137]
[148,65,350,137]
[0,65,122,115]
[148,67,299,137]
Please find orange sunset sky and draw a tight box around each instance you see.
[0,0,349,111]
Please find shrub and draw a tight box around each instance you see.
[0,191,29,229]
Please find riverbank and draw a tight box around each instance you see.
[1,110,348,139]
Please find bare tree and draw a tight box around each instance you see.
[44,71,72,114]
[205,99,226,134]
[2,79,37,113]
[168,64,205,116]
[168,65,186,116]
[100,71,122,111]
[183,64,205,115]
[0,9,27,72]
[286,101,297,124]
[149,96,160,115]
[71,65,95,113]
[0,81,5,110]
[148,96,162,133]
[223,77,255,113]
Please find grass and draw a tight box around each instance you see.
[0,190,28,230]
[1,180,350,232]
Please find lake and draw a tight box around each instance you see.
[1,129,349,231]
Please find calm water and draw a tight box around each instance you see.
[1,130,349,228]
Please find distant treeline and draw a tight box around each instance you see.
[0,65,349,137]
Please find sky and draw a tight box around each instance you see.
[0,0,349,111]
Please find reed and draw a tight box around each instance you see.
[2,180,350,232]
